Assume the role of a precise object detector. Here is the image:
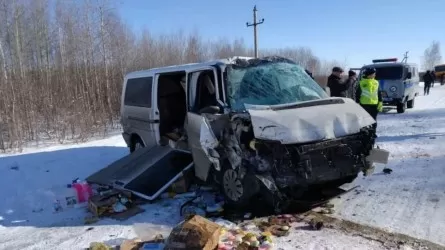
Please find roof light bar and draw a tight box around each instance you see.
[372,58,398,63]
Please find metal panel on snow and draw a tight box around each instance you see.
[86,146,194,200]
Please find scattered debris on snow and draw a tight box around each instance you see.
[2,83,445,249]
[383,168,393,174]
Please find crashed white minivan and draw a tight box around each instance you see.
[89,56,387,210]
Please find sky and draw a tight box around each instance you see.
[117,0,445,69]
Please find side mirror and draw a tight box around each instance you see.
[406,72,412,79]
[199,106,220,114]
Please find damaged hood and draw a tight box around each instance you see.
[245,98,375,144]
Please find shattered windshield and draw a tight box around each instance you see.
[226,57,328,111]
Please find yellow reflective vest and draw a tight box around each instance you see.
[359,78,379,105]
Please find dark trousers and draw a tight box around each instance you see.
[424,82,431,95]
[361,104,378,130]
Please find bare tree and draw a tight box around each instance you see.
[0,0,340,151]
[422,41,442,70]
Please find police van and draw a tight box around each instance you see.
[359,58,420,114]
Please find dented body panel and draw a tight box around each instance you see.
[245,98,376,144]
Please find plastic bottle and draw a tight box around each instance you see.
[71,181,93,203]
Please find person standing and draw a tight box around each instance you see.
[344,70,358,100]
[423,70,433,95]
[431,71,436,88]
[355,68,382,130]
[327,67,349,97]
[355,67,381,176]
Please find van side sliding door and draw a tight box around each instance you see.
[122,76,158,150]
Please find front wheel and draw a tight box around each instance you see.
[219,164,259,207]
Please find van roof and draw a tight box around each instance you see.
[362,62,418,69]
[125,56,254,79]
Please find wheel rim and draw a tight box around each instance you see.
[223,169,243,201]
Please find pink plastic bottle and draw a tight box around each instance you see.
[72,181,93,203]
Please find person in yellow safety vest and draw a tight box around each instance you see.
[355,67,382,130]
[356,67,381,177]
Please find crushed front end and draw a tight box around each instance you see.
[199,56,384,211]
[201,111,378,211]
[247,126,377,198]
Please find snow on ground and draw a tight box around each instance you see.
[0,83,444,249]
[333,84,445,246]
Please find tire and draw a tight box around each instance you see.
[407,98,415,109]
[397,101,406,113]
[130,136,144,153]
[219,163,260,207]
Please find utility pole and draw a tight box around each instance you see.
[246,5,264,58]
[402,51,409,63]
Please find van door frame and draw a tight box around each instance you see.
[185,65,225,181]
[152,70,188,145]
[403,65,415,101]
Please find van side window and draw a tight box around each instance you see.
[405,66,411,77]
[124,77,153,108]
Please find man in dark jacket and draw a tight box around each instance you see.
[423,70,433,95]
[431,71,436,87]
[344,70,358,100]
[327,67,349,97]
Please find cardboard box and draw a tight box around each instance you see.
[88,190,131,217]
[164,215,221,250]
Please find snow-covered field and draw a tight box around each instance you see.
[1,83,444,250]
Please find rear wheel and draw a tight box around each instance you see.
[397,101,406,113]
[130,136,144,153]
[407,98,415,109]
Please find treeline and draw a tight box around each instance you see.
[0,0,342,150]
